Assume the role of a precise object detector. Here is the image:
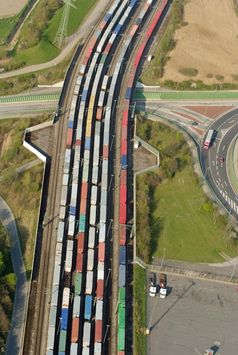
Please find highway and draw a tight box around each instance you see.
[201,108,238,219]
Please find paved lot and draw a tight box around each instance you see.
[147,273,238,355]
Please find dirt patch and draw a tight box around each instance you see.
[0,0,28,18]
[162,0,238,84]
[185,106,235,119]
[0,133,12,157]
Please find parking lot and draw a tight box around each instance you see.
[147,273,238,355]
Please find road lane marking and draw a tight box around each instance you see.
[222,145,226,151]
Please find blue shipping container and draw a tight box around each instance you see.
[61,308,69,330]
[84,295,92,320]
[68,120,74,129]
[59,353,65,355]
[121,155,127,168]
[104,13,111,22]
[82,89,88,102]
[79,214,86,232]
[130,0,138,7]
[85,137,91,151]
[119,264,126,287]
[119,246,126,265]
[70,206,76,216]
[114,24,122,34]
[125,87,132,100]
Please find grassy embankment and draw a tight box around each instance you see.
[134,265,147,355]
[141,0,238,90]
[0,0,96,70]
[136,116,238,263]
[0,11,22,45]
[0,114,50,273]
[0,223,16,352]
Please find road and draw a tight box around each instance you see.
[201,108,238,219]
[0,196,28,355]
[0,0,112,79]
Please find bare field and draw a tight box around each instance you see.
[0,0,28,18]
[162,0,238,84]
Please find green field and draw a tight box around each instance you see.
[4,0,96,67]
[136,118,238,263]
[0,12,22,45]
[135,90,238,101]
[134,265,147,355]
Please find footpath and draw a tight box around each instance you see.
[0,196,28,355]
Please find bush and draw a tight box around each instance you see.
[179,67,198,77]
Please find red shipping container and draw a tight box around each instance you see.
[98,242,105,262]
[86,47,92,60]
[121,126,127,141]
[71,318,79,343]
[104,42,112,54]
[96,279,104,299]
[120,185,127,204]
[96,107,103,120]
[103,145,109,159]
[75,139,81,146]
[121,140,127,156]
[82,56,88,66]
[122,110,128,126]
[119,203,126,224]
[120,225,126,246]
[76,232,84,253]
[99,20,107,30]
[95,320,103,343]
[129,24,138,37]
[76,252,83,272]
[120,170,127,186]
[80,198,87,214]
[81,182,88,199]
[118,352,125,355]
[67,128,73,147]
[134,43,146,68]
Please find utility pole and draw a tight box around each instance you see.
[54,0,76,48]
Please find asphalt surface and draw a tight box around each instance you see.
[0,196,28,355]
[0,101,56,118]
[201,108,238,219]
[147,273,238,355]
[0,0,112,79]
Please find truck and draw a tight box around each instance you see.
[203,129,214,150]
[149,272,156,297]
[159,273,167,299]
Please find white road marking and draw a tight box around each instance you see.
[222,145,226,151]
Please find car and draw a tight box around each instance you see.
[149,272,156,297]
[191,121,198,126]
[218,156,224,163]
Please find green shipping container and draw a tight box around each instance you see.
[118,304,125,329]
[59,329,67,352]
[78,214,86,232]
[118,287,125,306]
[117,327,125,351]
[100,54,107,64]
[74,272,82,295]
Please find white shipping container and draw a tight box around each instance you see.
[88,227,96,248]
[70,342,78,355]
[83,322,91,347]
[53,264,60,285]
[98,91,105,107]
[100,204,107,223]
[76,75,82,85]
[59,206,66,220]
[73,295,81,317]
[56,242,62,256]
[92,166,98,185]
[82,347,90,355]
[67,239,74,252]
[71,183,78,200]
[62,173,69,186]
[68,215,75,237]
[51,285,59,306]
[95,300,103,320]
[65,249,73,272]
[97,262,104,280]
[101,190,107,207]
[99,223,105,242]
[94,342,102,354]
[102,75,109,90]
[79,64,86,75]
[49,305,57,327]
[91,186,98,205]
[85,271,93,294]
[65,148,71,164]
[90,205,97,226]
[47,326,55,350]
[57,221,64,243]
[87,249,94,271]
[60,185,67,206]
[62,287,70,308]
[54,253,61,266]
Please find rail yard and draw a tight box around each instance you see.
[21,0,170,354]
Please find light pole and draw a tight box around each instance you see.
[103,324,110,343]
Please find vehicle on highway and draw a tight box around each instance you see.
[159,273,167,299]
[149,272,156,297]
[191,121,198,126]
[203,129,215,149]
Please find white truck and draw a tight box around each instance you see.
[149,272,156,297]
[159,273,167,299]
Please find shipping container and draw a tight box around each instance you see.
[70,343,78,355]
[49,305,57,327]
[102,75,109,90]
[119,264,126,287]
[94,342,102,354]
[97,262,104,280]
[84,295,92,320]
[119,287,126,305]
[85,137,91,151]
[120,185,127,204]
[121,154,127,168]
[90,205,97,226]
[79,64,86,75]
[62,173,69,186]
[122,110,128,126]
[88,227,96,249]
[86,271,93,294]
[68,215,75,237]
[119,246,126,265]
[72,295,81,317]
[118,303,125,329]
[95,320,102,343]
[53,264,60,285]
[82,347,90,355]
[120,170,127,186]
[59,329,67,352]
[117,327,125,351]
[98,91,105,107]
[67,128,73,147]
[62,287,70,307]
[60,186,67,206]
[47,326,55,350]
[80,198,87,214]
[114,23,122,34]
[90,186,98,205]
[51,285,59,306]
[57,221,64,243]
[87,249,94,271]
[76,232,84,253]
[99,223,105,242]
[119,203,126,224]
[65,249,73,272]
[74,272,82,295]
[76,253,83,273]
[59,206,66,220]
[78,214,86,233]
[95,299,103,320]
[96,107,103,120]
[104,42,112,54]
[96,279,104,299]
[81,182,88,199]
[61,308,68,330]
[71,317,79,342]
[92,165,99,185]
[98,242,105,262]
[68,119,74,129]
